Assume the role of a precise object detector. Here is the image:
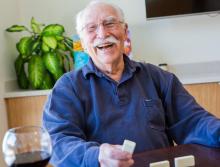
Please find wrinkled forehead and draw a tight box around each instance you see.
[82,4,120,25]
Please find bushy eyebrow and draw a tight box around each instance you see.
[84,16,118,25]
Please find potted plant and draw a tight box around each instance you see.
[6,17,73,89]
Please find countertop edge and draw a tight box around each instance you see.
[4,77,220,98]
[4,89,51,98]
[3,80,51,98]
[4,61,220,98]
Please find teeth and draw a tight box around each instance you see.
[97,45,113,50]
[97,43,113,48]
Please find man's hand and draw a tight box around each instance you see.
[98,143,134,167]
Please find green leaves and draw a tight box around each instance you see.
[6,25,28,32]
[42,36,57,49]
[41,42,50,52]
[31,17,41,34]
[14,56,29,89]
[15,56,24,75]
[42,24,64,36]
[57,42,67,51]
[6,17,73,90]
[55,35,64,41]
[41,24,65,51]
[40,71,54,89]
[43,52,63,80]
[17,37,33,57]
[28,55,45,89]
[31,40,40,52]
[17,69,29,89]
[64,37,74,52]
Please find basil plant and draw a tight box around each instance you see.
[6,17,73,89]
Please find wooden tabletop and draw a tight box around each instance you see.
[133,144,220,167]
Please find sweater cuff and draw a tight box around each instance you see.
[85,146,100,167]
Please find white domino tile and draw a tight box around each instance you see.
[149,160,170,167]
[174,155,195,167]
[122,139,136,154]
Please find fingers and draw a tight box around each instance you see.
[100,159,134,167]
[109,144,132,160]
[102,144,132,160]
[99,143,134,167]
[109,159,134,167]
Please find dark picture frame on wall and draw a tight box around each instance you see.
[145,0,220,19]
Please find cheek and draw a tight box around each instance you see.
[116,30,127,44]
[81,33,94,49]
[116,34,126,49]
[81,39,97,56]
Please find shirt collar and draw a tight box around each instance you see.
[82,55,141,79]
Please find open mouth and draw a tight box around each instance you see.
[96,43,114,50]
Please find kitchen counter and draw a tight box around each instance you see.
[169,61,220,84]
[4,61,220,98]
[4,80,51,98]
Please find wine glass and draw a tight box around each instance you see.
[2,126,52,167]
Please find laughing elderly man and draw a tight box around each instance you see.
[43,1,220,167]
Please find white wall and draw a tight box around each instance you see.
[0,0,21,166]
[17,0,220,66]
[130,15,220,65]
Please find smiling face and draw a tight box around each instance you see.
[79,3,128,68]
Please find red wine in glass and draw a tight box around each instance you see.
[10,151,50,167]
[2,126,52,167]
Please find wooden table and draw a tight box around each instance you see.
[133,144,220,167]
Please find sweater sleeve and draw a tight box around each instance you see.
[164,74,220,147]
[42,74,100,167]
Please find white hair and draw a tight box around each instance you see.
[75,0,125,37]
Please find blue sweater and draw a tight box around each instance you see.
[43,56,220,167]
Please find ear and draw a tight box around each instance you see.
[123,23,128,41]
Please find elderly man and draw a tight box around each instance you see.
[43,1,220,167]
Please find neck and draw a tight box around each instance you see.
[95,57,125,82]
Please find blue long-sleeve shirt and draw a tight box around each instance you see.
[43,56,220,167]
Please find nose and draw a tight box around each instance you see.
[96,24,109,38]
